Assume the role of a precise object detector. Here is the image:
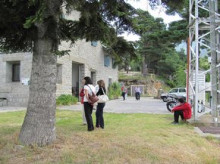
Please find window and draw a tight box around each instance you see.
[169,89,178,93]
[104,55,111,67]
[57,64,62,84]
[179,88,186,92]
[12,63,20,82]
[91,41,98,47]
[91,71,96,85]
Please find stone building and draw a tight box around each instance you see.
[0,10,118,106]
[0,40,118,106]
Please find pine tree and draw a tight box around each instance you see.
[0,0,135,146]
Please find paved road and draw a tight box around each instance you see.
[104,97,170,114]
[0,97,170,114]
[0,106,26,113]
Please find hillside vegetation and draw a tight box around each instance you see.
[119,71,171,97]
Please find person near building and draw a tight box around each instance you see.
[135,86,141,100]
[95,80,101,93]
[79,79,87,125]
[83,76,96,131]
[121,84,127,100]
[171,97,192,124]
[95,80,106,129]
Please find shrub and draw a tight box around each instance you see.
[56,94,78,106]
[108,82,121,100]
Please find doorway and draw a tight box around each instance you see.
[72,62,84,99]
[91,71,96,85]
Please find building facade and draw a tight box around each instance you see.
[0,39,118,106]
[0,10,118,106]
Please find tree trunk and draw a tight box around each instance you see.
[142,56,148,77]
[19,38,57,146]
[18,0,61,146]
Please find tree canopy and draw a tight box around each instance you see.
[0,0,136,53]
[0,0,137,146]
[104,37,136,71]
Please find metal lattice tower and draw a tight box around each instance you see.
[188,0,220,121]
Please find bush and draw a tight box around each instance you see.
[56,94,78,106]
[108,82,121,100]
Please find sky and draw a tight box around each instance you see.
[121,0,182,41]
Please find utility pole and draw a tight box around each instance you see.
[217,0,220,118]
[194,0,199,120]
[188,0,220,121]
[209,0,218,122]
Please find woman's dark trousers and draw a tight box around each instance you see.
[84,102,94,131]
[174,110,184,123]
[96,103,105,129]
[135,92,140,100]
[122,92,126,100]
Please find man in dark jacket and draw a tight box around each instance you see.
[171,97,192,124]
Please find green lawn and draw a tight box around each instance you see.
[0,110,220,164]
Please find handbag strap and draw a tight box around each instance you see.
[87,85,95,95]
[101,87,106,95]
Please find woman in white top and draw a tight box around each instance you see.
[83,76,96,131]
[95,80,106,129]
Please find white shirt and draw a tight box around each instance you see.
[95,85,99,94]
[135,87,141,93]
[84,84,96,102]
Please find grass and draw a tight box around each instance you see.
[0,110,220,164]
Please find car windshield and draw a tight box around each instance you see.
[169,89,178,93]
[179,88,186,92]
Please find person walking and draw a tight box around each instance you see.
[121,84,127,100]
[96,80,106,129]
[83,76,96,131]
[79,79,87,125]
[135,86,141,100]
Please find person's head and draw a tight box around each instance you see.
[178,97,185,103]
[97,80,101,85]
[84,76,93,85]
[82,78,86,85]
[98,80,105,88]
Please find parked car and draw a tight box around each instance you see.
[160,87,186,102]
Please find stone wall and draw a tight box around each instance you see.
[0,41,118,106]
[59,39,118,88]
[0,53,32,106]
[0,9,118,106]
